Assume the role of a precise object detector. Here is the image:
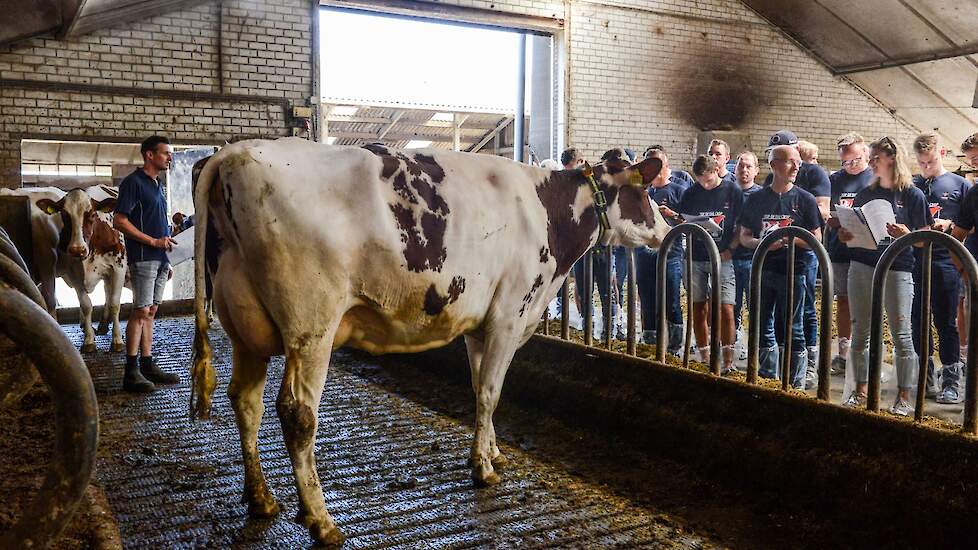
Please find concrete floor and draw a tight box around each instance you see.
[65,316,722,549]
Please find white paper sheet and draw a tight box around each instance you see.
[166,226,194,266]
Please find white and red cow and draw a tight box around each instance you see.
[190,138,668,546]
[0,186,126,352]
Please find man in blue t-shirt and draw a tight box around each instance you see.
[677,154,743,373]
[763,130,831,383]
[113,135,180,393]
[952,133,978,385]
[912,132,972,403]
[739,145,823,388]
[731,151,762,360]
[708,139,737,186]
[635,148,686,354]
[825,133,874,379]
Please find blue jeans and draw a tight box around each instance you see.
[732,257,752,331]
[636,246,683,331]
[801,253,818,348]
[758,269,808,387]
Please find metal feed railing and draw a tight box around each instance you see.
[745,226,833,398]
[866,231,978,433]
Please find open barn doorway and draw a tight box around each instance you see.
[16,139,213,308]
[318,5,563,164]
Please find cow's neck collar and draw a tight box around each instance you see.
[536,169,611,281]
[582,164,611,241]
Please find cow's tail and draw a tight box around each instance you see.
[189,146,235,420]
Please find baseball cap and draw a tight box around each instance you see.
[767,130,799,149]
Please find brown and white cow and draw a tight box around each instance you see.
[0,186,126,352]
[190,138,668,546]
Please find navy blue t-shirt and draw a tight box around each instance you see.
[763,162,831,198]
[827,167,874,262]
[649,180,687,258]
[720,170,736,187]
[741,186,822,273]
[670,169,694,190]
[955,184,978,256]
[677,179,743,261]
[914,172,971,264]
[115,168,170,263]
[847,185,932,272]
[733,183,763,260]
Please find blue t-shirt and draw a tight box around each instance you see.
[914,172,972,264]
[827,167,875,263]
[649,181,687,258]
[677,178,743,261]
[720,170,737,187]
[955,184,978,257]
[670,169,694,190]
[115,168,170,263]
[733,183,763,260]
[741,186,822,273]
[763,162,831,198]
[847,185,932,272]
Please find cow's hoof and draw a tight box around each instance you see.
[471,465,501,487]
[81,342,96,353]
[247,497,280,519]
[310,523,345,548]
[110,342,125,353]
[491,453,509,469]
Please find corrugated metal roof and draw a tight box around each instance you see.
[323,103,515,151]
[742,0,978,151]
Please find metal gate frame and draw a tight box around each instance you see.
[746,226,833,398]
[866,230,978,433]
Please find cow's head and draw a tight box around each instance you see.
[591,147,670,248]
[36,189,117,258]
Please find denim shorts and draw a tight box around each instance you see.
[687,259,736,305]
[130,260,169,309]
[832,261,850,297]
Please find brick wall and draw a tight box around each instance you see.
[0,0,313,187]
[1,0,922,188]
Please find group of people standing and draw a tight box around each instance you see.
[555,129,978,416]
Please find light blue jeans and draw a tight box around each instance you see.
[847,261,918,390]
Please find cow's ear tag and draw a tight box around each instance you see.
[629,169,643,187]
[45,206,57,214]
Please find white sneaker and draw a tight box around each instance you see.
[890,397,914,417]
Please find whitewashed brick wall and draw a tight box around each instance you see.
[1,0,921,187]
[0,0,312,187]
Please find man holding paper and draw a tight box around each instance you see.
[677,154,744,373]
[838,136,931,416]
[739,145,823,388]
[825,133,874,378]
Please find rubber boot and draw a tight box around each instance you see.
[124,359,156,393]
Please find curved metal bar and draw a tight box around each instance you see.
[0,226,29,275]
[655,223,721,375]
[0,284,99,548]
[746,226,833,400]
[604,245,613,349]
[627,248,637,355]
[0,252,45,406]
[583,249,593,346]
[868,231,978,434]
[560,279,570,340]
